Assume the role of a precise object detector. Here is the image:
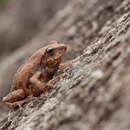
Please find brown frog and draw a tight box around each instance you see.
[2,41,68,108]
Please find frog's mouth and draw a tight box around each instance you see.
[45,57,59,68]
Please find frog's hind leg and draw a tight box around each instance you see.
[5,101,24,109]
[2,89,26,108]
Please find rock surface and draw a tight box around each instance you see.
[0,0,130,130]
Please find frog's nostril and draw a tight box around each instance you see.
[62,46,67,52]
[64,46,67,51]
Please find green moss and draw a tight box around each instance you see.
[0,0,9,7]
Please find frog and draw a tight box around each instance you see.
[2,41,68,108]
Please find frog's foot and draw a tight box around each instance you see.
[48,73,68,85]
[2,89,26,109]
[42,83,53,92]
[58,63,71,71]
[5,101,25,109]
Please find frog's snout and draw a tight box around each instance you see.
[60,44,67,52]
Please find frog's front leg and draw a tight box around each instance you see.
[48,73,67,85]
[30,72,52,93]
[2,89,26,108]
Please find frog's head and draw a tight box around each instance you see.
[41,41,67,67]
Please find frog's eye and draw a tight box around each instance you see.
[46,47,54,55]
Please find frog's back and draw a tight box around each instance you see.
[11,47,45,91]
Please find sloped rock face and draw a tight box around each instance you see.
[0,0,130,130]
